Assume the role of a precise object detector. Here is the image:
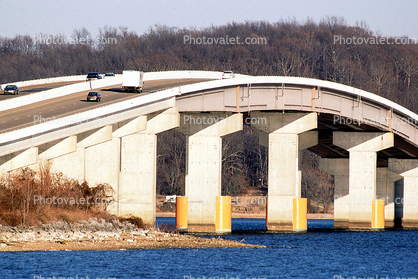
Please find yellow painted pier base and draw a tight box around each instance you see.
[176,196,188,230]
[293,198,307,232]
[215,196,231,233]
[372,199,385,230]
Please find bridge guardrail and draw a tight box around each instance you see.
[143,70,248,81]
[0,75,86,91]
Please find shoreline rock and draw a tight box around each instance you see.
[0,219,264,252]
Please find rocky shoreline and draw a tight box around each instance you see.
[0,219,264,252]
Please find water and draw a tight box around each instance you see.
[1,218,418,279]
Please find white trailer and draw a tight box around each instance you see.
[122,70,143,92]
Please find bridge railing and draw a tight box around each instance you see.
[0,75,86,91]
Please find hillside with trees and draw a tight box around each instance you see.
[1,17,417,213]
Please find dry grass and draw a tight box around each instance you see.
[0,161,124,227]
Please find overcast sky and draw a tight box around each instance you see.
[1,0,417,39]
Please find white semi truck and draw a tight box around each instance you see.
[122,70,143,92]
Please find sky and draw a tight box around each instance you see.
[1,0,417,40]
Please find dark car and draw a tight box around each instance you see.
[104,73,115,77]
[3,85,19,95]
[86,72,102,81]
[86,92,101,102]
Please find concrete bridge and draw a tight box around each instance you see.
[1,71,418,232]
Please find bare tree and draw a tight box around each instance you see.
[400,52,418,89]
[71,27,92,45]
[222,133,246,195]
[301,150,334,213]
[368,61,390,93]
[157,130,186,195]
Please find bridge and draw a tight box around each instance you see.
[1,71,418,232]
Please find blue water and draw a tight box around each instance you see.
[1,218,418,279]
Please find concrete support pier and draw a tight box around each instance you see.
[179,113,242,232]
[118,108,179,225]
[388,159,418,228]
[252,112,317,231]
[333,132,394,229]
[319,159,398,229]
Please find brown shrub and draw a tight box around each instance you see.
[0,163,116,227]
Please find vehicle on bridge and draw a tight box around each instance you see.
[222,71,235,79]
[86,72,102,81]
[3,85,19,95]
[122,70,143,92]
[86,92,101,102]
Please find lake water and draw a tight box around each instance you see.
[1,218,418,279]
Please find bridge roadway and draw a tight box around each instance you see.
[1,71,418,232]
[0,78,210,133]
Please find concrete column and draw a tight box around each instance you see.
[119,108,179,225]
[333,132,394,229]
[319,158,349,229]
[388,159,418,228]
[179,113,242,232]
[106,116,147,216]
[119,132,157,224]
[319,159,398,229]
[84,138,120,214]
[252,112,317,231]
[83,116,147,215]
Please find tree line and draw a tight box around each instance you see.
[2,18,418,110]
[1,18,417,212]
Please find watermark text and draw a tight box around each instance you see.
[35,35,117,46]
[184,35,267,45]
[183,114,267,126]
[333,115,418,127]
[33,195,114,206]
[334,35,417,45]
